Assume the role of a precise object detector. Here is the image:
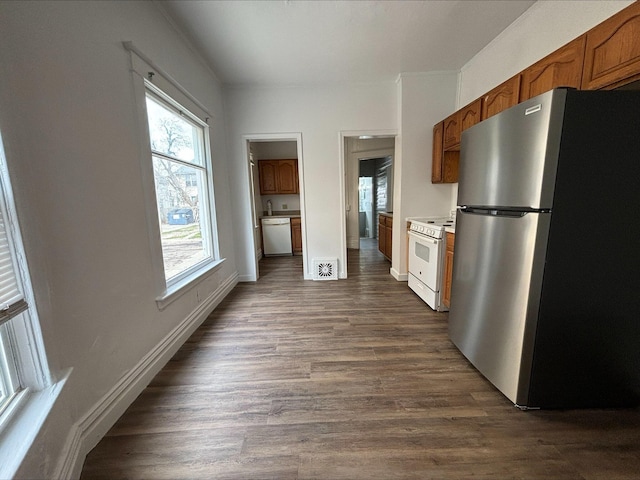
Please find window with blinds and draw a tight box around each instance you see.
[0,134,28,414]
[0,205,27,327]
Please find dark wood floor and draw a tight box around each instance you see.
[81,240,640,479]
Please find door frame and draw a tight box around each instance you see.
[242,132,306,281]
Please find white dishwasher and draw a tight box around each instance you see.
[261,217,292,256]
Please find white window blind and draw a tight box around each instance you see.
[0,196,26,327]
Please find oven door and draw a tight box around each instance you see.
[407,231,441,291]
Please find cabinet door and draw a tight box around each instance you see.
[384,220,392,260]
[378,216,386,256]
[259,161,278,195]
[277,159,298,194]
[460,98,482,133]
[482,75,521,120]
[582,2,640,90]
[521,36,586,101]
[291,218,302,254]
[443,233,455,308]
[442,151,459,184]
[431,121,444,183]
[443,112,460,150]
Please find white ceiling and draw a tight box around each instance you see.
[159,0,536,87]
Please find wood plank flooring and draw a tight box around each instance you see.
[81,240,640,479]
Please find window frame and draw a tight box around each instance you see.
[0,131,53,438]
[145,84,217,289]
[138,86,223,310]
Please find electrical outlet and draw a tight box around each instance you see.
[282,204,288,209]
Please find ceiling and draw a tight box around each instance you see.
[158,0,536,87]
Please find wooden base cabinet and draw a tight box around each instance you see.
[378,214,392,260]
[443,232,455,308]
[291,217,302,255]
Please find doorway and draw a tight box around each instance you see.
[359,156,393,248]
[243,134,306,281]
[342,135,396,260]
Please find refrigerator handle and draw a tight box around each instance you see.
[460,206,535,217]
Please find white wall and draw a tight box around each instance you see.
[393,72,458,278]
[224,83,398,279]
[252,140,298,160]
[0,1,236,477]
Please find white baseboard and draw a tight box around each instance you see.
[390,268,408,281]
[237,274,256,282]
[54,272,238,480]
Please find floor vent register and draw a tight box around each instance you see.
[312,258,338,281]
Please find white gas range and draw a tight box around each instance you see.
[407,216,455,311]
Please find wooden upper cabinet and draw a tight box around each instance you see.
[258,161,278,195]
[582,2,640,90]
[431,121,444,183]
[520,36,586,101]
[433,121,459,184]
[258,159,298,195]
[443,113,460,150]
[276,159,298,194]
[482,75,521,120]
[442,98,482,152]
[459,98,482,134]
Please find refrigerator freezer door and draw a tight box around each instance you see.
[458,89,567,210]
[448,209,551,406]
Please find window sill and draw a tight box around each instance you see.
[0,369,70,479]
[155,258,226,310]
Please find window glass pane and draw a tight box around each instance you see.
[0,323,16,406]
[146,96,203,166]
[153,157,208,280]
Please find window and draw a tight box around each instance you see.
[0,162,26,413]
[0,132,50,422]
[144,84,216,286]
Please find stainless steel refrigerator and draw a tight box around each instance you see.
[448,88,640,409]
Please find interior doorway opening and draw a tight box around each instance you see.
[358,156,393,245]
[244,134,305,281]
[343,136,395,261]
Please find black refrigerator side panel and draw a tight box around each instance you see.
[528,90,640,408]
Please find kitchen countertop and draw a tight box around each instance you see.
[445,225,456,234]
[379,211,393,217]
[260,211,301,219]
